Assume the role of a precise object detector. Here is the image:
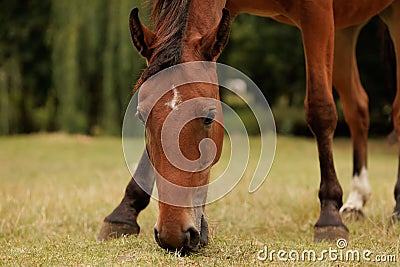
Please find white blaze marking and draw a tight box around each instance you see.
[166,85,180,110]
[340,167,371,212]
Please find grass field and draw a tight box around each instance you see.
[1,133,400,266]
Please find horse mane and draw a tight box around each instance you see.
[134,0,191,91]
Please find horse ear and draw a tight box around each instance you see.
[129,8,155,61]
[200,9,231,61]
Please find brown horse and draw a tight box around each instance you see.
[98,0,400,252]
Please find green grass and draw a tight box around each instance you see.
[1,133,399,266]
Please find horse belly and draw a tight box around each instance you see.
[333,0,393,28]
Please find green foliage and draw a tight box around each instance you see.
[222,89,259,135]
[0,1,52,134]
[220,15,305,107]
[48,0,147,135]
[272,97,307,135]
[0,0,147,135]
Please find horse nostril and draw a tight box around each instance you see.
[186,227,200,251]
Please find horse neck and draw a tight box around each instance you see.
[186,0,227,39]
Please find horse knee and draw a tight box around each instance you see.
[305,100,338,138]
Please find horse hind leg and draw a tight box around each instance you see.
[333,25,371,220]
[380,0,400,221]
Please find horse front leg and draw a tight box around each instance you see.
[299,0,348,242]
[380,0,400,221]
[97,149,154,241]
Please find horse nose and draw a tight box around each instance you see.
[186,227,201,251]
[154,226,200,252]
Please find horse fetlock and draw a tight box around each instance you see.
[340,167,370,218]
[352,167,371,203]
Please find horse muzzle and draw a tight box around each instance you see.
[154,215,209,254]
[154,226,201,253]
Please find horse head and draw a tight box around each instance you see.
[129,0,231,252]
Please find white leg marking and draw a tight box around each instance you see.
[340,167,371,213]
[165,85,180,110]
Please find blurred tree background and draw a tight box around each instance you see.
[0,1,396,136]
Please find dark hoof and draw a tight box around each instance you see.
[97,221,140,241]
[341,208,365,221]
[314,226,349,243]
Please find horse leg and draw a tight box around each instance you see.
[299,0,349,242]
[333,25,371,220]
[380,0,400,220]
[97,149,154,241]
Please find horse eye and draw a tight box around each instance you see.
[203,110,216,126]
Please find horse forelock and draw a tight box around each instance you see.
[134,0,191,92]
